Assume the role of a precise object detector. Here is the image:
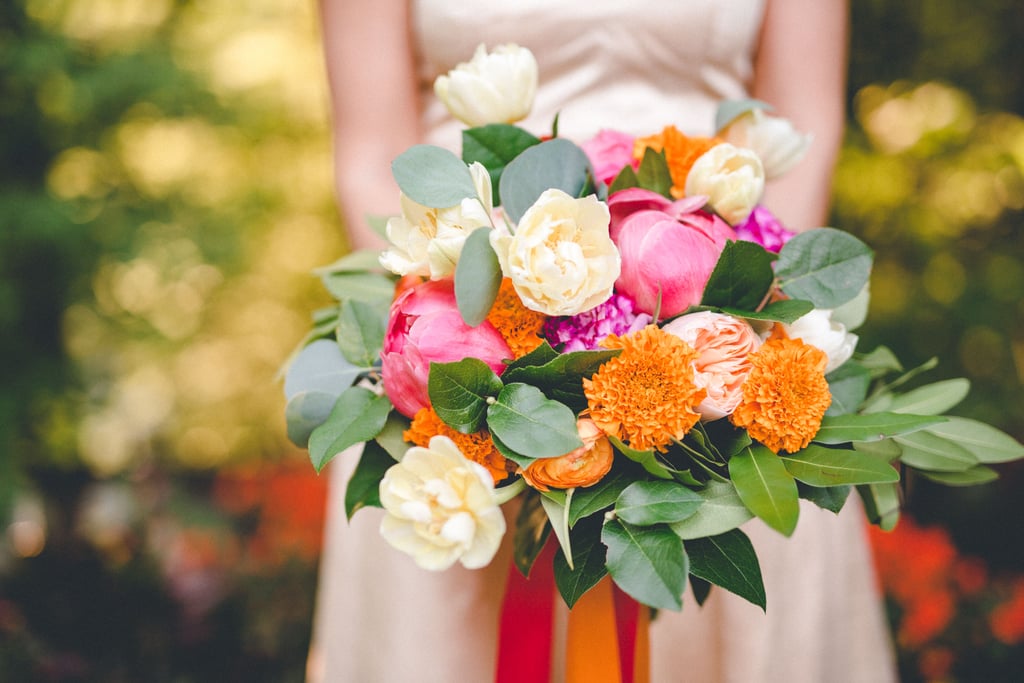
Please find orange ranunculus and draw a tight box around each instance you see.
[521,418,614,491]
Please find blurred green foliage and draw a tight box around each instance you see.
[0,0,1021,680]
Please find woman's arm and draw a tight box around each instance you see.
[318,0,421,250]
[753,0,849,231]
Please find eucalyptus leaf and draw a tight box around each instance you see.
[814,412,946,444]
[922,416,1024,464]
[780,444,899,486]
[283,338,362,401]
[636,147,673,198]
[614,480,703,526]
[285,390,339,448]
[428,358,504,433]
[337,299,386,367]
[857,482,900,531]
[714,98,773,133]
[670,480,753,540]
[701,240,776,310]
[775,228,873,308]
[487,383,583,458]
[894,430,978,472]
[603,519,686,611]
[321,271,396,305]
[392,144,478,208]
[918,465,999,487]
[553,514,608,608]
[308,387,392,472]
[462,124,541,203]
[499,139,593,224]
[728,445,799,536]
[344,441,394,519]
[455,226,503,326]
[686,529,766,610]
[881,378,971,416]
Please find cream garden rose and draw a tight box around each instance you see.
[783,308,858,373]
[662,311,763,420]
[379,162,493,279]
[379,435,506,571]
[489,189,620,316]
[434,44,538,127]
[719,108,812,180]
[684,143,765,225]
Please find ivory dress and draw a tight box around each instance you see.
[309,1,898,681]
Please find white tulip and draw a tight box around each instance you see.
[379,436,506,571]
[489,189,620,316]
[379,162,493,279]
[720,109,812,180]
[783,308,859,374]
[685,143,765,225]
[434,44,538,127]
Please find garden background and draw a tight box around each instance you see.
[1,1,1022,681]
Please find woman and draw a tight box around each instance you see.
[309,1,896,681]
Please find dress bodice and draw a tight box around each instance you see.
[412,0,765,147]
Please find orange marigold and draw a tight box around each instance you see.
[404,407,513,483]
[729,337,832,453]
[583,325,705,452]
[487,278,547,358]
[633,126,721,199]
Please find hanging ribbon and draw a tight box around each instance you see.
[495,541,650,682]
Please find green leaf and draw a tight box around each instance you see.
[487,384,583,459]
[321,271,396,305]
[609,436,673,480]
[857,482,900,531]
[714,98,773,133]
[427,358,504,433]
[781,444,899,486]
[313,249,386,276]
[366,214,390,240]
[614,481,703,526]
[690,575,713,606]
[852,438,902,460]
[374,412,412,461]
[500,139,593,223]
[501,348,619,409]
[603,519,686,611]
[894,430,979,472]
[462,124,542,204]
[308,387,393,472]
[701,240,776,310]
[553,514,608,608]
[392,144,478,208]
[635,147,673,198]
[922,416,1024,464]
[503,340,560,373]
[702,420,753,460]
[513,491,552,576]
[883,378,971,416]
[721,299,814,324]
[686,529,766,610]
[541,492,573,569]
[919,466,999,487]
[569,470,631,526]
[284,338,362,401]
[798,482,851,514]
[344,440,395,519]
[337,299,386,367]
[728,445,800,536]
[285,390,338,448]
[670,480,753,540]
[825,362,872,416]
[775,228,873,308]
[856,346,903,378]
[608,164,640,195]
[454,227,502,326]
[814,412,946,444]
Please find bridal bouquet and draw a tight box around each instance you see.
[284,44,1024,612]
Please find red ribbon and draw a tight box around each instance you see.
[495,541,557,683]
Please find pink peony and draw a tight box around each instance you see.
[607,188,709,241]
[610,189,736,319]
[734,205,795,253]
[662,312,763,421]
[381,278,511,418]
[580,129,638,186]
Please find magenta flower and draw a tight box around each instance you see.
[734,205,795,253]
[381,278,511,418]
[543,293,652,352]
